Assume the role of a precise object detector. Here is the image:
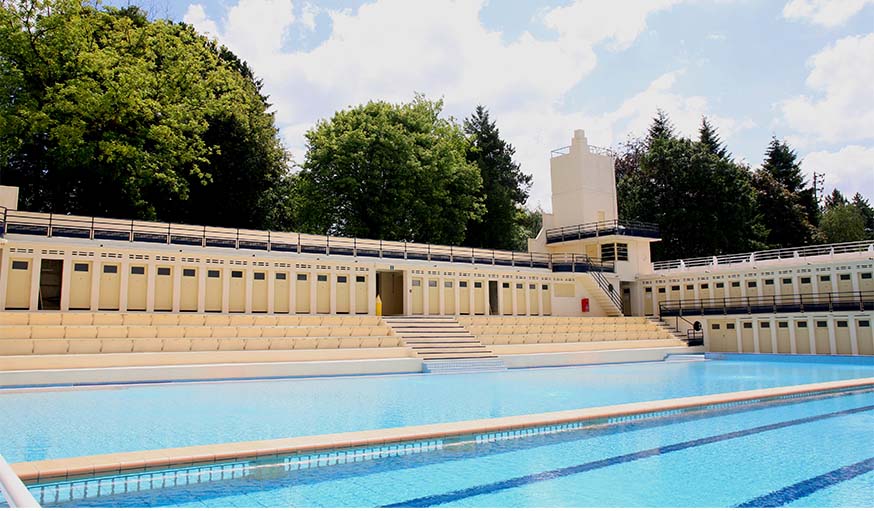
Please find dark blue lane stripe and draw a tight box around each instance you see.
[737,457,874,508]
[383,404,874,508]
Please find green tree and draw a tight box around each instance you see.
[618,113,764,259]
[851,193,874,236]
[823,188,847,210]
[753,138,819,247]
[647,109,674,143]
[0,0,287,227]
[820,204,866,243]
[512,206,543,252]
[462,106,532,250]
[698,116,729,159]
[295,95,483,245]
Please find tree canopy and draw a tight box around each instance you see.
[0,0,288,228]
[462,106,532,251]
[294,96,483,245]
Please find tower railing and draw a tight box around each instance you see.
[545,219,660,243]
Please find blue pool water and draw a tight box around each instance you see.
[1,359,873,463]
[28,390,874,507]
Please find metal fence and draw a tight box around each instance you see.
[0,207,614,274]
[545,219,660,244]
[653,240,874,271]
[659,291,874,317]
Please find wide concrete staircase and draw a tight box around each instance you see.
[382,316,506,373]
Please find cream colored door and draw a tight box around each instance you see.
[229,270,245,312]
[541,284,552,315]
[180,268,198,312]
[473,281,485,315]
[98,263,121,310]
[458,281,470,314]
[428,279,439,315]
[154,266,173,311]
[316,274,330,314]
[252,271,268,313]
[295,274,310,313]
[355,275,368,314]
[127,265,148,311]
[274,272,290,313]
[528,284,539,315]
[5,259,32,309]
[205,268,222,312]
[501,283,512,315]
[69,261,92,310]
[443,280,456,315]
[336,275,350,314]
[411,278,424,315]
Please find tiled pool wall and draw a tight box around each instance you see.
[23,383,874,508]
[707,352,874,365]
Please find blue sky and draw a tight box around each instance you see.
[115,0,873,208]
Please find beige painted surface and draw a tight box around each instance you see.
[274,273,290,314]
[229,270,245,313]
[0,185,19,209]
[97,263,120,310]
[205,269,222,312]
[69,261,91,310]
[411,278,423,315]
[336,274,350,314]
[5,258,31,309]
[295,274,310,314]
[355,276,368,314]
[154,266,173,311]
[444,280,455,315]
[252,271,268,313]
[180,268,198,312]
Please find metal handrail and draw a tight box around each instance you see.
[659,290,874,317]
[653,240,874,271]
[0,206,615,274]
[590,269,623,311]
[0,454,39,508]
[545,218,660,243]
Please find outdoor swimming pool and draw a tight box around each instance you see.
[26,388,874,507]
[2,358,873,463]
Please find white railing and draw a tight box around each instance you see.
[652,240,874,272]
[0,455,39,508]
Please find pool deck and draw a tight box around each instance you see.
[12,376,874,484]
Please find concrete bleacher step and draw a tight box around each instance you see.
[384,316,500,370]
[422,358,507,373]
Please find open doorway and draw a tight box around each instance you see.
[488,280,499,315]
[39,259,63,310]
[376,270,405,316]
[621,282,633,316]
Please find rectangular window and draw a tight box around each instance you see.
[474,282,482,288]
[713,324,721,330]
[616,243,628,262]
[658,287,666,294]
[336,276,347,283]
[131,266,145,275]
[158,267,171,276]
[700,283,709,289]
[542,284,549,290]
[601,243,616,261]
[801,277,811,284]
[716,282,725,288]
[11,261,28,270]
[182,268,196,277]
[445,281,453,288]
[743,322,753,329]
[731,282,740,288]
[764,279,774,285]
[840,274,851,281]
[529,284,536,289]
[861,272,872,279]
[671,285,680,291]
[516,283,523,289]
[816,320,828,328]
[231,270,243,279]
[412,280,421,287]
[645,287,653,293]
[760,321,770,328]
[837,320,848,328]
[819,275,831,282]
[74,263,89,272]
[778,321,789,328]
[207,270,220,278]
[686,284,694,290]
[254,272,266,281]
[726,323,736,330]
[747,281,757,288]
[276,273,287,280]
[102,264,118,274]
[356,276,366,283]
[297,274,307,281]
[860,320,871,328]
[317,275,327,282]
[797,321,808,328]
[502,283,510,288]
[428,280,437,287]
[782,278,792,285]
[459,281,468,288]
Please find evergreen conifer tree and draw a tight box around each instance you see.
[698,117,729,159]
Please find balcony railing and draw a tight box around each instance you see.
[659,291,874,317]
[545,219,660,244]
[0,207,614,274]
[652,240,874,272]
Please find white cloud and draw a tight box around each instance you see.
[184,0,751,208]
[299,2,318,31]
[783,0,874,27]
[182,4,219,37]
[800,146,874,198]
[780,34,874,146]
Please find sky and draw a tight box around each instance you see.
[116,0,873,210]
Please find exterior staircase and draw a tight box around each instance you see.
[647,317,701,346]
[580,273,623,317]
[382,316,506,373]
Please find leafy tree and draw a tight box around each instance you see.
[820,204,866,243]
[851,193,874,236]
[619,113,765,259]
[462,106,532,250]
[295,95,483,245]
[698,116,729,159]
[513,206,543,252]
[753,138,819,247]
[823,189,847,210]
[0,0,287,227]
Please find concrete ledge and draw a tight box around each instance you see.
[497,345,704,368]
[12,376,874,483]
[0,357,423,388]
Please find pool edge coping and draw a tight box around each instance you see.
[12,376,874,484]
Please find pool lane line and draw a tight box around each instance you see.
[12,377,874,484]
[736,457,874,508]
[382,404,874,508]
